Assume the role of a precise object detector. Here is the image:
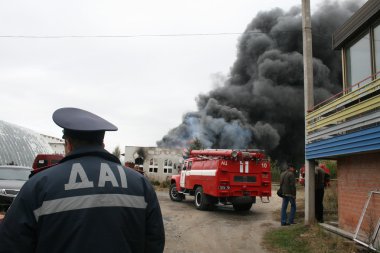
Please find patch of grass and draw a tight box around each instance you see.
[263,224,310,253]
[308,225,358,253]
[267,181,365,253]
[263,224,359,253]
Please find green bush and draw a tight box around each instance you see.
[160,181,170,188]
[271,160,282,183]
[149,179,170,188]
[150,180,161,186]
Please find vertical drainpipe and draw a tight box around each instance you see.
[342,49,348,94]
[302,0,316,225]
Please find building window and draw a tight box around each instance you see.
[149,158,158,173]
[163,159,173,174]
[374,24,380,78]
[346,32,372,90]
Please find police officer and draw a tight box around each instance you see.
[0,107,165,253]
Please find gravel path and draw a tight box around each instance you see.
[158,189,282,253]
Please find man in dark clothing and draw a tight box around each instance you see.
[280,163,297,226]
[0,107,165,253]
[315,160,326,223]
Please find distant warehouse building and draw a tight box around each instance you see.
[124,146,183,182]
[40,134,65,155]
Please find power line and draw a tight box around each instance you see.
[0,30,329,39]
[0,33,242,39]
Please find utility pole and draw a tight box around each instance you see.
[302,0,315,225]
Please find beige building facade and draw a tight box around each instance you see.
[124,146,183,182]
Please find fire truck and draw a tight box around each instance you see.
[31,154,64,176]
[169,149,271,211]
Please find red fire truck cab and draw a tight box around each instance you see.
[169,149,271,211]
[32,154,64,171]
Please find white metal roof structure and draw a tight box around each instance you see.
[0,120,53,167]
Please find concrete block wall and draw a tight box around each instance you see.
[337,153,380,235]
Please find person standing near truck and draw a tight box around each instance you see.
[315,160,326,223]
[280,163,297,226]
[0,107,165,253]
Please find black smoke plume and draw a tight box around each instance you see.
[135,147,146,165]
[157,0,362,166]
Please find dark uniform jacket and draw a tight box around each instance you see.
[315,166,326,190]
[0,146,165,253]
[280,170,296,198]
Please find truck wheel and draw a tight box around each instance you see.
[194,186,209,210]
[169,183,184,202]
[233,203,253,211]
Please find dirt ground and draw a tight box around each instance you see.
[0,191,282,253]
[158,189,282,253]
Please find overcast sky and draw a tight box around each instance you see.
[0,0,332,152]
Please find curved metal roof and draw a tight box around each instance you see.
[0,120,53,167]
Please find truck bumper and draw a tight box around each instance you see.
[231,196,256,205]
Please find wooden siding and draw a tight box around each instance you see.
[306,125,380,159]
[306,77,380,146]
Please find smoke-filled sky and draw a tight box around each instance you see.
[0,0,364,160]
[158,0,364,166]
